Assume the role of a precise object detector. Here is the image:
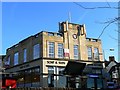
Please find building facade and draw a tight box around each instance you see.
[3,21,103,88]
[0,55,6,89]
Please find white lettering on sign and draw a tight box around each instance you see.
[47,61,65,65]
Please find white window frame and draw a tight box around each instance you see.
[74,45,79,59]
[87,46,92,60]
[58,43,63,58]
[94,47,99,61]
[48,42,55,58]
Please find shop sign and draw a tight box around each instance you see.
[47,61,66,65]
[19,64,29,69]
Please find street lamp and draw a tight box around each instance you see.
[103,48,114,61]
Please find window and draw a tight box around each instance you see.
[48,32,54,36]
[23,49,27,62]
[17,67,40,87]
[87,47,92,60]
[58,67,66,87]
[48,67,54,74]
[57,33,62,37]
[33,44,40,59]
[74,45,79,59]
[47,66,66,87]
[58,43,63,58]
[94,48,99,60]
[48,67,54,86]
[48,42,54,58]
[14,52,19,65]
[5,56,10,65]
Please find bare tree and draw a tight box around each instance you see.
[73,2,119,39]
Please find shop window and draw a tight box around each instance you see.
[58,67,66,87]
[87,78,94,88]
[31,67,40,87]
[17,67,40,87]
[47,66,66,87]
[17,71,25,87]
[48,67,54,87]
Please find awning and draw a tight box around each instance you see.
[63,61,86,75]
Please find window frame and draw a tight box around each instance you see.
[87,46,92,60]
[94,47,99,61]
[48,42,55,58]
[58,43,63,58]
[74,45,79,59]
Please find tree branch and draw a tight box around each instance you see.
[73,2,120,9]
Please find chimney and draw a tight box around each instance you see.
[109,56,115,61]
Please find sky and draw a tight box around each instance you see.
[2,2,118,62]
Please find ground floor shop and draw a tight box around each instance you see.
[4,58,107,89]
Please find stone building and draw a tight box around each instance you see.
[3,21,103,88]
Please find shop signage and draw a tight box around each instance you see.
[88,74,98,78]
[19,64,29,69]
[47,61,66,65]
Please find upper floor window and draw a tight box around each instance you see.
[94,48,99,61]
[48,42,54,58]
[58,43,63,58]
[87,47,92,60]
[48,32,54,36]
[5,56,10,65]
[74,45,79,59]
[33,44,40,59]
[23,49,27,62]
[14,52,19,65]
[57,33,62,37]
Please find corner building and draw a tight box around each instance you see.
[3,21,103,88]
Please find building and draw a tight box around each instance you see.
[105,56,120,88]
[0,55,6,89]
[0,55,5,72]
[3,21,103,88]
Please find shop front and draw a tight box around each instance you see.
[42,59,68,87]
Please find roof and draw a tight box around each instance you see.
[104,60,118,67]
[109,63,120,73]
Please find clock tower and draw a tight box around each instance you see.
[58,21,87,60]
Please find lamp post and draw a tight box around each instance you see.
[103,48,114,61]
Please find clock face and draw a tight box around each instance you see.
[72,34,77,39]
